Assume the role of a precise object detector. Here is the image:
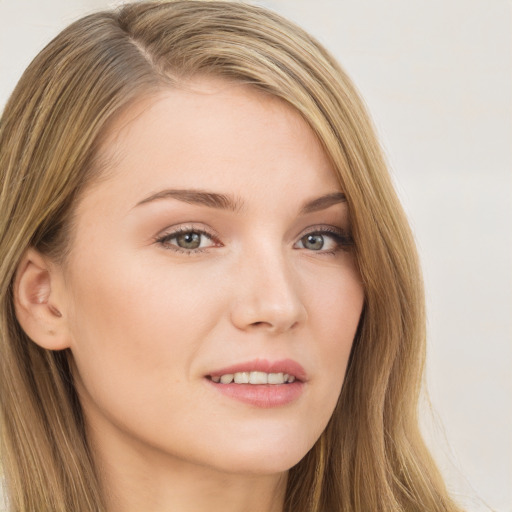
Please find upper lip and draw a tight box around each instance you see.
[207,358,307,382]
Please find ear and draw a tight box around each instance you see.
[14,248,71,350]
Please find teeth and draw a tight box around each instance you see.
[211,372,297,384]
[267,372,284,384]
[250,371,268,384]
[234,372,249,383]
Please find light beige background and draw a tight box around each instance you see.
[1,1,510,511]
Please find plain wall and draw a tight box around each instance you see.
[1,1,511,511]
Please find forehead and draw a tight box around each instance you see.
[82,77,340,214]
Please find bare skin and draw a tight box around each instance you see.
[15,78,364,511]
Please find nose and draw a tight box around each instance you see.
[229,247,307,334]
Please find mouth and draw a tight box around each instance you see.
[206,358,306,384]
[205,359,306,407]
[208,371,297,385]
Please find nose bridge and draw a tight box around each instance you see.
[230,236,307,333]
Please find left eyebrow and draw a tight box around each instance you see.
[299,192,347,214]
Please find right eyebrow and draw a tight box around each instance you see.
[134,189,244,212]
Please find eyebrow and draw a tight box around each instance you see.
[299,192,346,214]
[134,189,346,213]
[135,189,243,212]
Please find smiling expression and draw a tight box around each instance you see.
[57,78,364,477]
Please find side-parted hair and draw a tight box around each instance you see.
[0,2,462,511]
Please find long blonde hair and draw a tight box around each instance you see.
[0,2,462,511]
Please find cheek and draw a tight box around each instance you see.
[306,262,363,406]
[307,257,363,342]
[64,250,224,411]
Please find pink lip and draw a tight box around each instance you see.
[207,358,307,382]
[205,358,306,408]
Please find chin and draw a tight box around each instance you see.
[199,431,317,476]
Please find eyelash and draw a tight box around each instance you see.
[298,226,354,255]
[154,225,353,256]
[154,226,220,255]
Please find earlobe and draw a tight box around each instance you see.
[14,248,70,351]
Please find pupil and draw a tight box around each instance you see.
[177,232,201,249]
[304,234,324,250]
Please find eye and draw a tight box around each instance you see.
[174,231,203,250]
[156,227,218,253]
[295,228,353,253]
[300,234,327,251]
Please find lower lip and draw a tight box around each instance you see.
[206,380,304,408]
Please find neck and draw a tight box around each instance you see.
[89,424,288,512]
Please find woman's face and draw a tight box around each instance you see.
[58,78,364,477]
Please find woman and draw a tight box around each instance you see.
[0,1,463,511]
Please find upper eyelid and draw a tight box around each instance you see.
[156,224,220,240]
[298,225,351,238]
[157,223,348,236]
